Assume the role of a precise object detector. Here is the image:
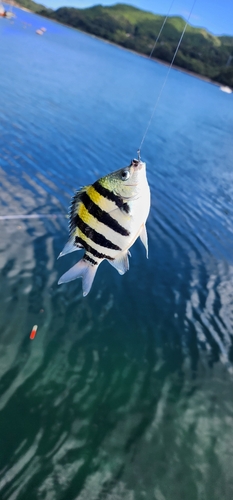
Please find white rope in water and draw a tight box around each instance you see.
[138,0,197,155]
[0,214,66,220]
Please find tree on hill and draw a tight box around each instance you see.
[15,0,233,87]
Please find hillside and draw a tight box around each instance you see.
[14,1,233,87]
[7,0,46,13]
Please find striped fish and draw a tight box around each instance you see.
[58,158,150,296]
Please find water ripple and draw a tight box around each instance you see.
[1,9,233,500]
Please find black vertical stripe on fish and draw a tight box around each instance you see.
[80,191,130,236]
[69,190,84,235]
[74,215,121,250]
[84,254,98,266]
[75,236,114,260]
[122,202,130,214]
[93,181,125,210]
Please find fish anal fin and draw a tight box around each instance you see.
[58,237,82,259]
[58,258,98,296]
[140,223,148,258]
[108,250,129,275]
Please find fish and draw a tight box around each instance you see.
[58,158,150,296]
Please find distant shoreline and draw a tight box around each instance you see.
[5,2,231,91]
[3,0,31,12]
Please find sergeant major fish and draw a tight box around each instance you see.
[58,158,150,296]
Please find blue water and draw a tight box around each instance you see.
[1,7,233,500]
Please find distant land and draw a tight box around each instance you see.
[6,1,233,87]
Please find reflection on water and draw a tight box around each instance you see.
[0,6,233,500]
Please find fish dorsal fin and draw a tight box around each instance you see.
[69,186,89,237]
[58,236,83,259]
[108,250,130,275]
[140,223,148,258]
[57,187,89,259]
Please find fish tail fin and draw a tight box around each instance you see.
[58,258,98,297]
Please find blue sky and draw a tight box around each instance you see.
[41,0,233,36]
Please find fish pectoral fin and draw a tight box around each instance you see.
[108,251,130,275]
[58,258,98,296]
[140,223,148,258]
[57,237,82,259]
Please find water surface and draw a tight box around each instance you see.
[0,7,233,500]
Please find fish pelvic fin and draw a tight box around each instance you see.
[140,223,148,258]
[58,258,98,297]
[108,250,130,275]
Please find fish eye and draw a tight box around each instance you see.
[121,169,130,181]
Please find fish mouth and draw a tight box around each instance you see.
[131,159,145,171]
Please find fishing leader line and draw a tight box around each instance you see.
[138,0,197,156]
[149,0,176,59]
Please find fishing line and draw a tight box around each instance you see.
[138,0,197,155]
[149,0,176,59]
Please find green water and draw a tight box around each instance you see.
[0,7,233,500]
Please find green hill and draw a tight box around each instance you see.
[11,0,46,13]
[15,1,233,87]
